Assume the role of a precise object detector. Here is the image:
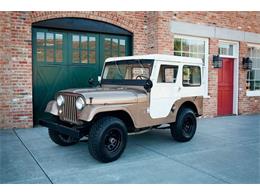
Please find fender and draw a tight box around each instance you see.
[45,100,58,116]
[78,104,137,126]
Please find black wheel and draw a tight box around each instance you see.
[48,129,79,146]
[170,108,197,142]
[88,116,127,163]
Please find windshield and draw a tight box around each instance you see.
[102,60,154,82]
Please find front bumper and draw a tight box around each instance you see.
[39,118,89,139]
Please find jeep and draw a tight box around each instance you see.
[40,54,203,163]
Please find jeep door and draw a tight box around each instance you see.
[149,61,181,118]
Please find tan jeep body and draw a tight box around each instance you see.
[46,86,203,129]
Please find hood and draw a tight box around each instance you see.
[60,87,147,105]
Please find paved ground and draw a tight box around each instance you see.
[0,114,259,184]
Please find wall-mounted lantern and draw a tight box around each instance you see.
[213,55,222,68]
[242,57,253,70]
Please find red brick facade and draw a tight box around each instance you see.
[0,11,259,129]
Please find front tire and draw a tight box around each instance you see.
[88,116,127,163]
[170,108,197,142]
[48,129,79,146]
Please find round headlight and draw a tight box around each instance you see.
[56,95,65,106]
[76,97,85,110]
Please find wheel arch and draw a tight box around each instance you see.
[91,110,136,132]
[177,101,199,117]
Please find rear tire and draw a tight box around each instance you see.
[88,116,127,163]
[170,108,197,142]
[48,129,79,146]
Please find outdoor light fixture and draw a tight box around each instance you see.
[213,55,222,68]
[242,57,253,70]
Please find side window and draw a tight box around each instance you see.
[182,65,201,86]
[157,65,178,83]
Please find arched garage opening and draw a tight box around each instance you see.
[32,17,133,125]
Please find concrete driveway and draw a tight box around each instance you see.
[0,114,259,184]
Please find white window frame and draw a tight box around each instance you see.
[173,35,209,98]
[246,43,260,97]
[219,40,239,115]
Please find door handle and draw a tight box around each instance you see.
[178,87,181,91]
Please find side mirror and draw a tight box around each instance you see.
[88,78,94,86]
[98,76,101,83]
[144,79,153,92]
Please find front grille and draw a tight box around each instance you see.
[59,94,78,124]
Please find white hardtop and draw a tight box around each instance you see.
[105,54,203,65]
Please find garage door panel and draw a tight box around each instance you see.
[69,66,99,88]
[33,28,132,124]
[34,66,67,120]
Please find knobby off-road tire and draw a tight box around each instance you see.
[88,116,128,163]
[48,129,79,146]
[170,108,197,142]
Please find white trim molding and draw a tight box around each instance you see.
[171,21,260,44]
[246,90,260,97]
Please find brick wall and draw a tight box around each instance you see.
[0,11,259,129]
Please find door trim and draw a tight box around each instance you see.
[219,40,239,115]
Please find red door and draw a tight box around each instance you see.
[217,58,234,116]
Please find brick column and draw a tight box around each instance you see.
[203,38,219,117]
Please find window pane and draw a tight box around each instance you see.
[56,49,63,63]
[190,53,198,58]
[183,66,201,86]
[197,53,205,60]
[55,34,63,48]
[105,50,111,60]
[81,50,88,64]
[105,38,111,50]
[46,48,54,62]
[256,48,260,57]
[37,48,44,62]
[46,33,54,47]
[189,40,197,53]
[72,35,80,49]
[81,36,88,50]
[197,40,205,53]
[174,38,181,52]
[182,39,189,53]
[37,32,45,47]
[219,43,233,56]
[89,37,96,50]
[112,39,119,57]
[183,52,189,57]
[255,70,260,80]
[119,39,126,56]
[112,39,118,48]
[174,51,181,56]
[72,50,80,63]
[89,50,96,63]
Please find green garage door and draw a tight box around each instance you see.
[32,28,132,124]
